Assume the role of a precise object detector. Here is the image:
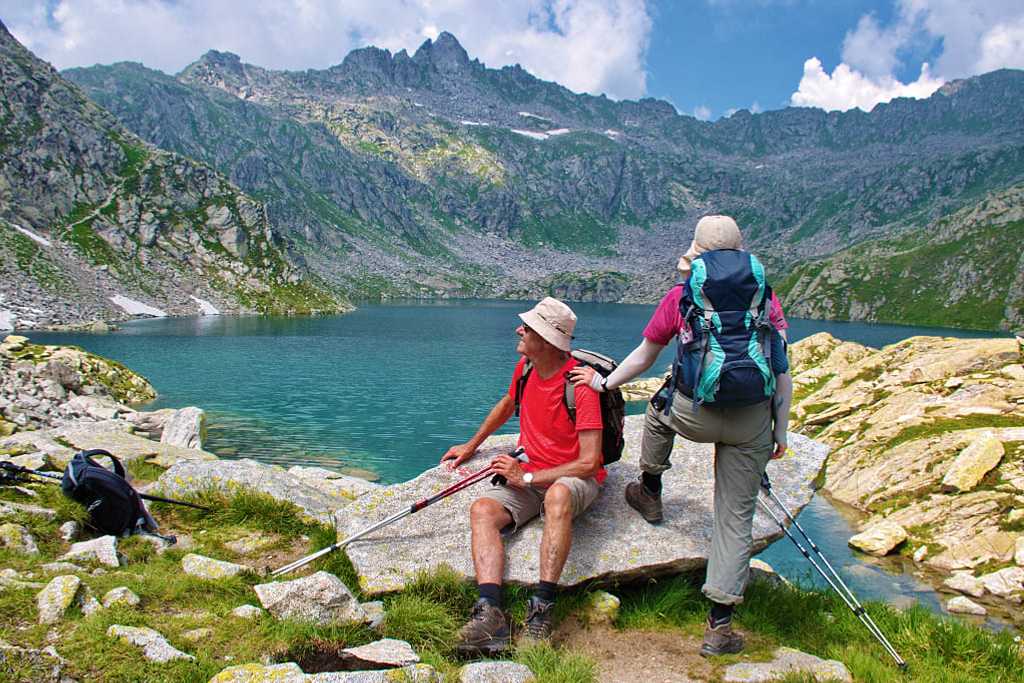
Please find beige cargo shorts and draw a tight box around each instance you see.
[479,476,601,533]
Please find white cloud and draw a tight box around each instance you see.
[791,57,943,112]
[5,0,652,100]
[791,0,1024,112]
[693,104,712,121]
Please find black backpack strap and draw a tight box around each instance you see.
[563,374,577,423]
[514,362,533,417]
[79,449,125,479]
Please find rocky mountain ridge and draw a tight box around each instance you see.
[0,20,346,329]
[63,33,1024,328]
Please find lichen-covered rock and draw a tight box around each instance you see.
[288,465,381,500]
[308,664,441,682]
[102,587,140,608]
[106,625,194,662]
[459,661,536,683]
[181,627,213,643]
[723,646,852,682]
[253,571,366,625]
[941,435,1005,492]
[36,575,81,624]
[581,591,620,626]
[360,601,385,629]
[848,520,907,557]
[230,604,264,620]
[157,459,340,524]
[0,501,56,520]
[943,571,985,598]
[340,638,418,668]
[61,535,121,567]
[161,407,206,450]
[0,640,68,682]
[338,416,827,594]
[947,596,987,615]
[0,522,39,555]
[40,562,83,574]
[78,585,102,616]
[182,553,249,580]
[208,663,307,683]
[225,533,275,556]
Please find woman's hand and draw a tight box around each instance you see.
[568,365,600,390]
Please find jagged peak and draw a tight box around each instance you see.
[413,31,470,70]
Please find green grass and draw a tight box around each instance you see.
[883,414,1024,451]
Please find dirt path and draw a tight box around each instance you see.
[555,617,718,683]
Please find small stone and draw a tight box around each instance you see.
[947,596,987,616]
[913,545,928,563]
[182,553,249,580]
[106,625,194,662]
[78,586,102,616]
[750,558,789,587]
[224,533,274,556]
[181,627,213,643]
[230,604,264,620]
[460,661,536,683]
[723,646,852,682]
[360,600,385,629]
[61,535,121,567]
[0,523,39,555]
[849,520,907,557]
[341,638,419,668]
[941,435,1005,493]
[944,571,985,598]
[581,590,620,626]
[102,587,141,608]
[253,571,365,626]
[59,521,79,542]
[36,575,82,624]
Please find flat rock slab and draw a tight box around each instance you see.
[337,415,828,594]
[106,625,194,662]
[253,571,366,626]
[723,646,852,682]
[0,502,56,521]
[460,661,536,682]
[208,663,441,682]
[55,423,216,467]
[157,459,340,524]
[340,638,418,668]
[288,465,382,500]
[182,553,250,580]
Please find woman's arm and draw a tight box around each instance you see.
[772,373,793,458]
[568,338,667,392]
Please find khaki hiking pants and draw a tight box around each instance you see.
[640,390,773,605]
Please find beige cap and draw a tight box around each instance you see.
[518,297,576,352]
[677,215,744,276]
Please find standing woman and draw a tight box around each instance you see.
[569,215,793,658]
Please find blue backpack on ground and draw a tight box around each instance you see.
[61,449,166,538]
[667,249,788,412]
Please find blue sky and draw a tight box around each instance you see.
[5,1,1024,119]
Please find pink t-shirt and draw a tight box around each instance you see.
[643,285,788,346]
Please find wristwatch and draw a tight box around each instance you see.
[523,472,534,487]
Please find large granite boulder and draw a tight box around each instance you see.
[336,415,828,594]
[156,458,341,524]
[253,571,366,625]
[288,465,381,500]
[161,407,206,450]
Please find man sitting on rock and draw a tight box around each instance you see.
[441,297,604,656]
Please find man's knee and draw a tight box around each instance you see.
[544,483,573,520]
[470,497,508,528]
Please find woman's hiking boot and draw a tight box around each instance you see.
[520,595,555,644]
[699,617,745,657]
[455,598,510,656]
[625,478,663,524]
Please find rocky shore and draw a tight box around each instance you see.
[2,334,1020,681]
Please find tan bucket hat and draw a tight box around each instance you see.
[518,297,576,352]
[677,215,743,276]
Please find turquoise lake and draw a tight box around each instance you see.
[25,300,1002,620]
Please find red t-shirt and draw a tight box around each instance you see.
[643,285,788,346]
[507,356,606,484]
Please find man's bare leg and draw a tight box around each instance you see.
[470,497,512,584]
[539,483,573,582]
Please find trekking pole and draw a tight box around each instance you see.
[758,474,907,670]
[0,462,210,511]
[272,447,528,577]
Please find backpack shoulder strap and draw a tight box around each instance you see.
[79,449,125,479]
[563,373,577,423]
[514,361,533,418]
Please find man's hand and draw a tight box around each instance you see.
[771,440,787,460]
[490,454,526,487]
[441,443,476,470]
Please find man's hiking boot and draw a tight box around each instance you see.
[700,618,744,657]
[520,595,555,644]
[625,478,663,524]
[455,598,510,656]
